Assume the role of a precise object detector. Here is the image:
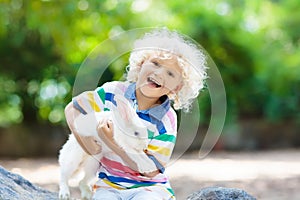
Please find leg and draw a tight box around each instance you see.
[92,188,121,200]
[124,187,174,200]
[129,189,163,200]
[79,154,101,200]
[58,134,86,199]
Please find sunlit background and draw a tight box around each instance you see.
[0,0,300,199]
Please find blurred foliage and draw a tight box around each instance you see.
[0,0,299,127]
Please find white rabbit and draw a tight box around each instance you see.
[58,95,157,200]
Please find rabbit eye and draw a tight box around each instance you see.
[134,132,139,136]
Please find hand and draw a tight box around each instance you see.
[65,102,102,155]
[96,118,159,176]
[73,132,102,155]
[141,170,160,178]
[97,118,114,145]
[81,136,102,155]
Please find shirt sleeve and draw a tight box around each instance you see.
[72,81,121,114]
[146,109,177,166]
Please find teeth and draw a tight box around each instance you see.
[148,77,160,86]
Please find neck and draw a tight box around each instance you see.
[135,89,160,110]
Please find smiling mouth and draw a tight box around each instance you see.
[147,77,162,88]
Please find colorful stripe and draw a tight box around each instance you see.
[147,144,171,157]
[102,179,125,190]
[153,134,176,143]
[72,99,87,114]
[137,112,151,122]
[126,182,157,189]
[167,188,175,196]
[101,157,168,183]
[166,110,176,131]
[87,91,101,112]
[138,113,167,134]
[155,119,167,134]
[99,172,163,185]
[116,82,127,93]
[147,129,155,139]
[101,157,139,176]
[105,92,116,105]
[97,87,106,104]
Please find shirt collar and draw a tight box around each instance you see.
[124,82,170,120]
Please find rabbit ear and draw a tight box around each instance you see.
[113,94,136,124]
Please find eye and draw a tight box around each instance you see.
[167,70,175,77]
[152,61,160,67]
[134,131,139,136]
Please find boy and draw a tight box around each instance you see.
[65,28,207,199]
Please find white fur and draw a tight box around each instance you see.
[58,95,157,199]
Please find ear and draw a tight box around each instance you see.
[113,95,135,124]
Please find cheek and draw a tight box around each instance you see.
[164,79,181,90]
[140,66,149,74]
[137,67,146,77]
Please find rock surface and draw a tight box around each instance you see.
[186,186,256,200]
[1,165,256,200]
[0,165,58,200]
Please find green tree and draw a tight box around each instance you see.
[0,0,299,127]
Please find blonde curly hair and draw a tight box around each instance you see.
[126,28,208,112]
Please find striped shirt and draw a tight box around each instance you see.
[72,81,177,198]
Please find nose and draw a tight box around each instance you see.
[153,68,164,81]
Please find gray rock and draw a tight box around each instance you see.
[0,165,58,200]
[186,186,256,200]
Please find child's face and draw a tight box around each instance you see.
[136,55,183,99]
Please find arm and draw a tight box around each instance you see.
[65,102,102,155]
[65,82,119,155]
[97,119,160,178]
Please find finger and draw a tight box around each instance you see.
[107,120,113,129]
[102,121,111,131]
[98,118,110,127]
[97,123,105,133]
[98,118,106,125]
